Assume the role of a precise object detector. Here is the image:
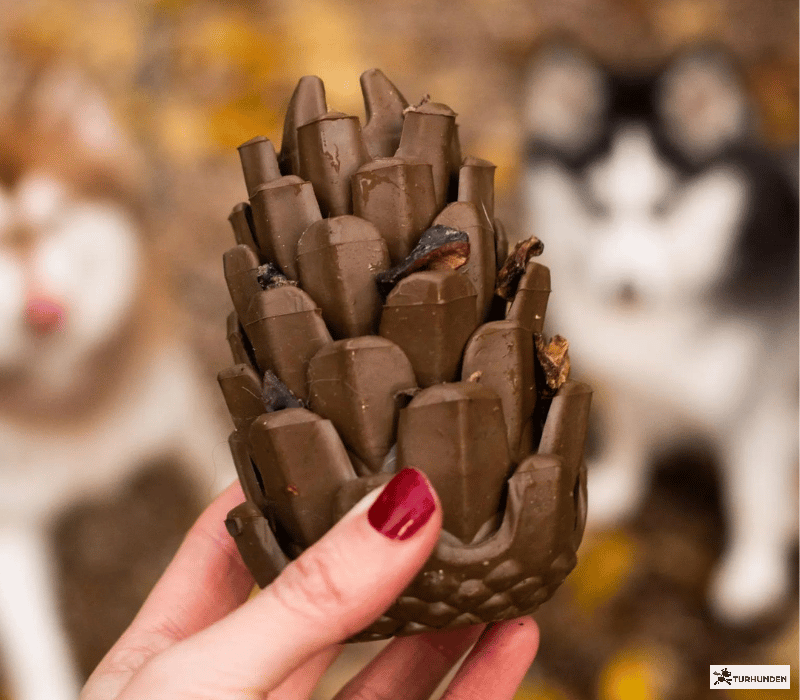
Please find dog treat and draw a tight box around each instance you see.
[433,202,496,321]
[297,216,390,338]
[506,261,551,334]
[352,157,438,264]
[397,382,511,542]
[461,320,536,460]
[360,69,408,158]
[249,408,357,547]
[298,112,370,217]
[308,336,416,473]
[243,286,331,401]
[457,156,496,232]
[238,136,281,198]
[228,202,259,253]
[380,270,477,387]
[217,69,592,641]
[395,101,457,211]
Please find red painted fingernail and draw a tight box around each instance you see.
[368,468,436,541]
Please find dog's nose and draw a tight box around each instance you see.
[24,297,66,335]
[613,281,639,307]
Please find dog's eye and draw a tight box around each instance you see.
[583,195,610,220]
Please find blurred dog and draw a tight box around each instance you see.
[522,43,798,624]
[0,63,231,700]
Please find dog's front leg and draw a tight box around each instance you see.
[585,391,655,529]
[709,396,797,624]
[0,524,81,700]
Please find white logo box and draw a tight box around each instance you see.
[710,665,791,689]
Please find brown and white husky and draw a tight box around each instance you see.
[0,62,232,700]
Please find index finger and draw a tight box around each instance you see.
[83,481,254,699]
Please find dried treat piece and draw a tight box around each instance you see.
[297,216,390,338]
[434,202,495,322]
[535,334,570,396]
[217,364,265,434]
[256,262,296,290]
[461,321,536,460]
[225,501,289,588]
[493,218,509,271]
[223,244,263,321]
[238,136,281,197]
[243,286,332,401]
[538,380,592,486]
[226,311,257,370]
[380,270,478,387]
[360,69,409,158]
[298,111,371,217]
[261,370,303,412]
[457,156,496,232]
[352,157,438,264]
[496,236,545,301]
[395,101,457,211]
[308,337,417,473]
[397,382,511,542]
[228,202,259,254]
[374,225,470,299]
[249,408,357,547]
[279,75,327,176]
[249,175,321,280]
[506,262,551,334]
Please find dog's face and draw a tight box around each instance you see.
[523,45,754,314]
[0,64,142,390]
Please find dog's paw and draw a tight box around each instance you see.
[708,548,790,625]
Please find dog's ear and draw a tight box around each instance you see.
[656,45,752,161]
[522,41,609,156]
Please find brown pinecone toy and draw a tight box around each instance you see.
[218,69,591,642]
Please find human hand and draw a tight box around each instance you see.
[81,468,539,700]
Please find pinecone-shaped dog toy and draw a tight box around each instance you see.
[219,70,592,641]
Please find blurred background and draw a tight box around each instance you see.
[0,0,795,698]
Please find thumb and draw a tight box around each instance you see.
[122,468,441,699]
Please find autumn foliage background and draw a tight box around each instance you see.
[0,0,796,699]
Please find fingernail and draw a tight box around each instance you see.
[368,468,436,540]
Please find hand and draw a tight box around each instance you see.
[81,468,539,699]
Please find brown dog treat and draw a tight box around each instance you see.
[395,101,457,211]
[308,337,416,473]
[380,270,478,387]
[396,382,511,542]
[249,408,357,547]
[223,244,263,321]
[457,156,496,232]
[225,501,289,588]
[360,69,409,158]
[506,261,551,334]
[228,202,260,255]
[461,320,536,460]
[352,157,438,264]
[238,136,281,197]
[297,216,390,339]
[433,202,495,322]
[298,112,370,217]
[278,75,327,176]
[249,175,321,280]
[243,286,332,401]
[217,364,265,434]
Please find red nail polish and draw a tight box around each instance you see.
[368,468,436,540]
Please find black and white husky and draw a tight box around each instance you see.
[522,43,798,624]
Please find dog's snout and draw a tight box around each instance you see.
[613,281,640,307]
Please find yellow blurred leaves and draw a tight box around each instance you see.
[599,648,665,700]
[566,530,636,613]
